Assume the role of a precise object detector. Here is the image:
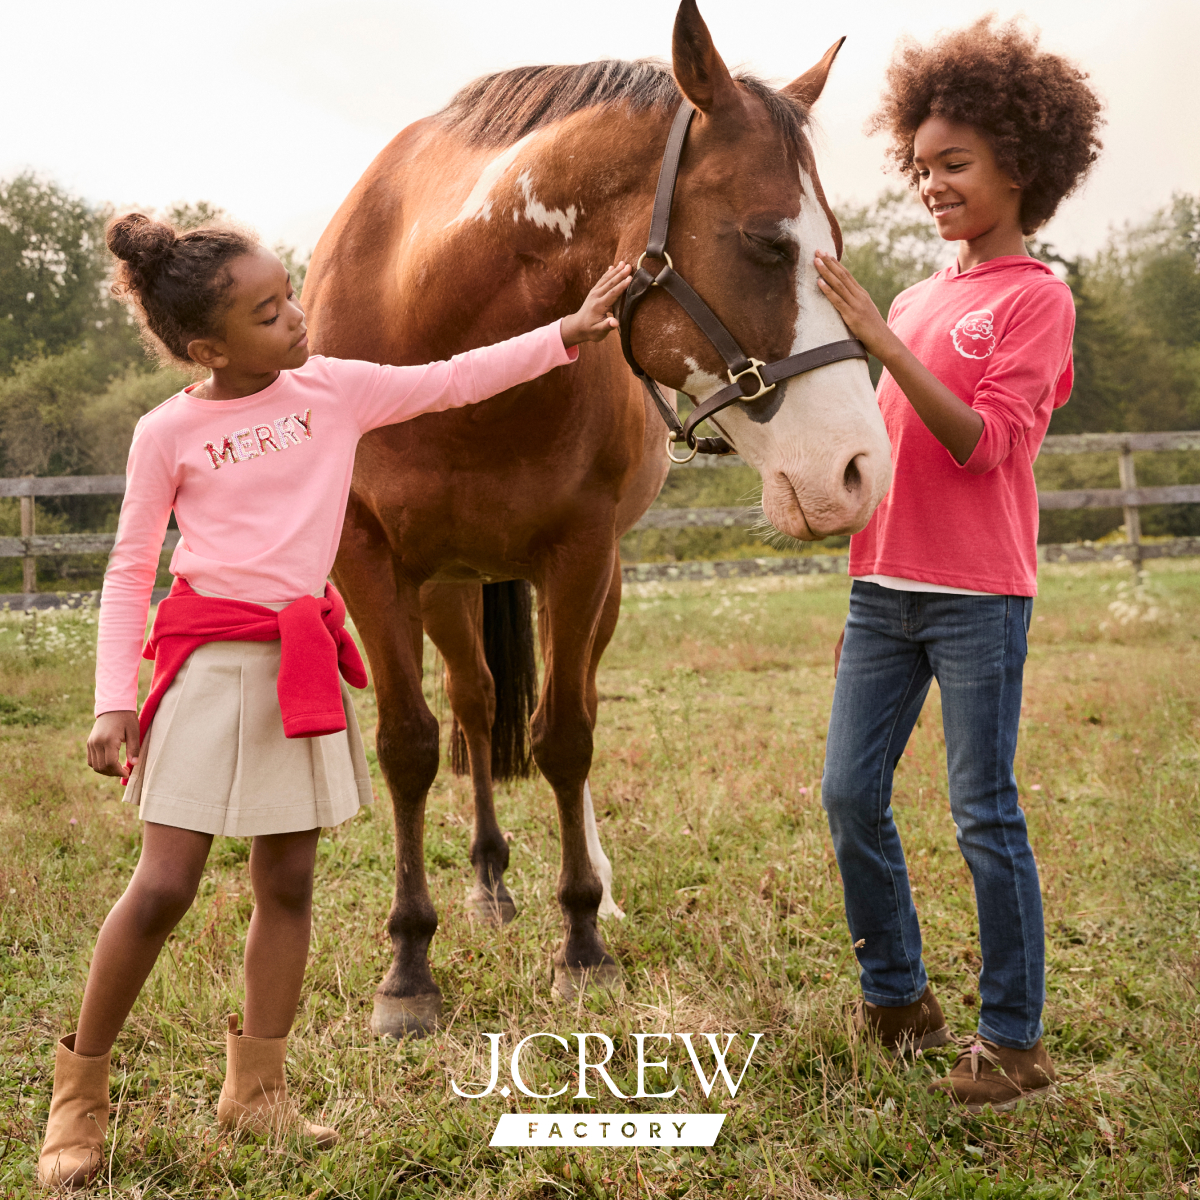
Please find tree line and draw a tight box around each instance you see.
[0,177,308,586]
[1,174,1198,583]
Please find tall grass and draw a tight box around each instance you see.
[1,562,1197,1197]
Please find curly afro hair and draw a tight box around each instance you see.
[107,212,258,367]
[869,17,1104,235]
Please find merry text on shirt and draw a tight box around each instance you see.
[203,409,313,470]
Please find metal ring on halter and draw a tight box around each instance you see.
[728,358,775,402]
[666,432,697,464]
[636,250,674,282]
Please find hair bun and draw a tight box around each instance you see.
[105,212,177,270]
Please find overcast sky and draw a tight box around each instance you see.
[4,0,1197,259]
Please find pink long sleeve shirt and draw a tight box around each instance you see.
[95,321,577,716]
[849,256,1075,596]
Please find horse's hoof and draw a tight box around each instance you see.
[552,962,623,1002]
[467,889,518,926]
[371,991,443,1039]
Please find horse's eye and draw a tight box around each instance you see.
[743,232,793,265]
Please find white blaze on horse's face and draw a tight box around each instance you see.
[706,169,891,541]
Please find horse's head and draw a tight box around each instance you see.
[624,0,891,540]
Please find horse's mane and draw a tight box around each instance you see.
[438,58,810,151]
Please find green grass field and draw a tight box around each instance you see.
[1,560,1198,1198]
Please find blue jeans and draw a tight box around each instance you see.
[821,581,1044,1049]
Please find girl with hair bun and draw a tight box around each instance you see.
[812,18,1102,1111]
[37,212,632,1188]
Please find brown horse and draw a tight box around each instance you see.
[302,0,891,1037]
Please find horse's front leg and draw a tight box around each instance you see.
[532,541,622,999]
[337,531,442,1037]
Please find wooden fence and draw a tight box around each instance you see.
[0,474,178,599]
[3,431,1198,600]
[625,430,1200,580]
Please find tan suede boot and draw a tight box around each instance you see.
[37,1034,111,1190]
[928,1037,1056,1112]
[216,1015,337,1148]
[852,985,952,1056]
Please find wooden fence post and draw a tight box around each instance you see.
[1118,444,1141,569]
[19,482,36,595]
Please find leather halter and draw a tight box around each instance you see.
[618,103,868,462]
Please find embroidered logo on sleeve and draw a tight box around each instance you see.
[951,310,996,359]
[203,410,312,469]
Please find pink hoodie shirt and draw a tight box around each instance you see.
[95,322,577,716]
[849,256,1075,596]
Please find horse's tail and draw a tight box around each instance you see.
[450,580,538,780]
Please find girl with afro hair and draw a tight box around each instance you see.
[813,17,1102,1111]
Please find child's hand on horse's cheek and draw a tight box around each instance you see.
[562,265,632,345]
[814,252,890,353]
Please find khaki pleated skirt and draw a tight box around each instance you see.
[125,640,373,837]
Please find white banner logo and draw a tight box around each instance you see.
[491,1113,726,1147]
[455,1031,760,1152]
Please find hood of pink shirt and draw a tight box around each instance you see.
[939,255,1063,284]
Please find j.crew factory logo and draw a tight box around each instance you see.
[450,1031,764,1148]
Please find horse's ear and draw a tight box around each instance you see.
[672,0,736,114]
[783,37,846,108]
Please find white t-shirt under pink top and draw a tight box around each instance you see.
[96,321,577,717]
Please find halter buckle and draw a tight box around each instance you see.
[665,432,698,464]
[728,359,774,402]
[636,250,674,282]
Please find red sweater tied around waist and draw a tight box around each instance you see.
[137,578,368,745]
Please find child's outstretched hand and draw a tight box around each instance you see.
[561,262,633,347]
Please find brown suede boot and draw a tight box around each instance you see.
[216,1015,338,1148]
[37,1034,111,1190]
[927,1037,1056,1112]
[852,985,952,1056]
